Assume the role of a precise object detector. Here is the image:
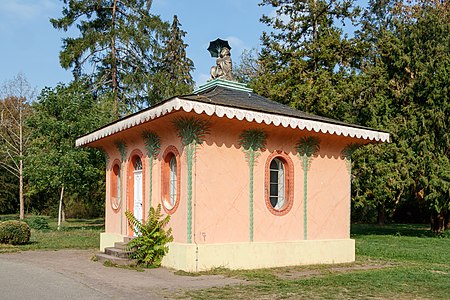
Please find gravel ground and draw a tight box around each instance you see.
[0,249,244,299]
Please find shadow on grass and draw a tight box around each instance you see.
[351,223,436,238]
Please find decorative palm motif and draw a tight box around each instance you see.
[341,143,361,175]
[239,128,267,242]
[296,136,320,240]
[114,140,127,235]
[143,131,161,208]
[172,116,209,243]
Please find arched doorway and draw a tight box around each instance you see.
[133,156,143,228]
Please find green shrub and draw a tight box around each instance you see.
[0,220,31,245]
[0,215,18,222]
[125,204,174,267]
[24,216,50,231]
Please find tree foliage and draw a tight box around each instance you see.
[255,0,449,232]
[51,0,169,116]
[26,80,112,216]
[352,0,449,231]
[150,15,195,103]
[255,0,360,120]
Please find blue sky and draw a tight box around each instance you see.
[0,0,272,93]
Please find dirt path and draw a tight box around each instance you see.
[0,249,244,299]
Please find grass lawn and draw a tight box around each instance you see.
[0,215,103,252]
[181,224,450,299]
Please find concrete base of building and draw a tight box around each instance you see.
[161,239,355,272]
[99,232,125,252]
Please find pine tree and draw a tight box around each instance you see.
[51,0,169,116]
[254,0,360,121]
[150,15,194,104]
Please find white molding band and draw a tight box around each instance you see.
[76,98,390,147]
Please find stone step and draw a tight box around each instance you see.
[113,242,128,250]
[123,236,136,243]
[95,253,137,266]
[105,247,133,259]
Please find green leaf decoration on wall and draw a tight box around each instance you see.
[114,140,127,234]
[143,131,161,208]
[296,136,321,171]
[115,140,127,162]
[295,136,321,240]
[172,116,209,146]
[172,116,210,244]
[143,131,161,159]
[239,128,268,242]
[341,143,362,175]
[239,129,267,153]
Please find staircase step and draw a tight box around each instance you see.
[105,247,133,258]
[95,253,137,266]
[114,242,128,250]
[123,236,136,243]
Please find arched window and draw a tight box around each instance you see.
[265,151,294,216]
[134,156,142,171]
[270,158,285,210]
[162,145,180,214]
[110,161,121,212]
[169,155,177,206]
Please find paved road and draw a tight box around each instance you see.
[0,250,243,299]
[0,258,106,299]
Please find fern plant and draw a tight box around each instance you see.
[125,204,174,267]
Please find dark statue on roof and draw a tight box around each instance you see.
[208,38,234,81]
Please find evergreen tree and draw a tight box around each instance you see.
[51,0,169,116]
[150,15,195,103]
[254,0,360,121]
[352,0,449,230]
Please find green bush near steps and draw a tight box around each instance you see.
[0,220,31,245]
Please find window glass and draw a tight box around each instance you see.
[134,156,142,171]
[169,155,177,206]
[269,158,285,210]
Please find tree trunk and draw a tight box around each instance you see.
[445,211,449,230]
[111,0,119,118]
[58,186,64,230]
[377,205,386,226]
[431,211,445,233]
[19,159,24,219]
[19,96,24,220]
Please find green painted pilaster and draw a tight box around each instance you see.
[303,155,308,240]
[186,143,194,244]
[249,151,255,242]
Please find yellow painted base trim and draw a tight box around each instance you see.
[162,239,355,272]
[99,232,125,252]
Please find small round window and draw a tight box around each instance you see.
[265,152,294,216]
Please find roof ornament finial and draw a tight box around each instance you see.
[208,38,234,81]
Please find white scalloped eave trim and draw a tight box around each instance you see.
[75,98,390,146]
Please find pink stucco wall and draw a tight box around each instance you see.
[89,111,362,244]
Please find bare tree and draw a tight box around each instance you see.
[0,73,35,219]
